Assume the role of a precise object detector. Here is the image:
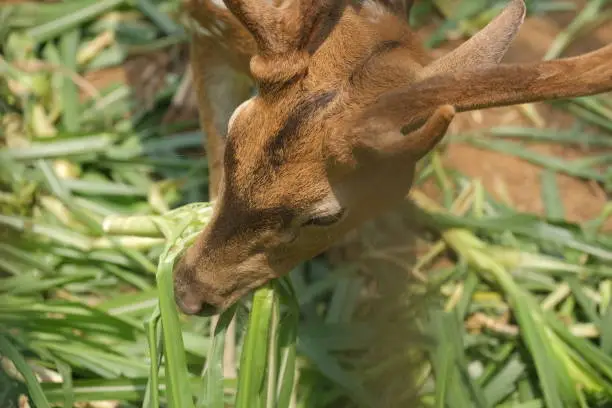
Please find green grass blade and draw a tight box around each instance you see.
[276,283,299,408]
[235,284,275,408]
[135,0,182,35]
[143,310,161,408]
[602,302,612,355]
[483,355,524,406]
[433,344,453,408]
[4,134,115,160]
[157,246,195,408]
[198,306,236,408]
[59,28,80,132]
[55,359,74,408]
[512,293,574,407]
[26,0,124,42]
[265,297,280,408]
[297,336,373,407]
[540,170,564,220]
[0,335,52,408]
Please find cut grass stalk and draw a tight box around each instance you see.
[235,284,276,408]
[198,306,236,408]
[0,335,52,408]
[153,218,197,408]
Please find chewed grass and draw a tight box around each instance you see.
[1,0,611,407]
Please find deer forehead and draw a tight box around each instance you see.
[226,88,338,170]
[220,101,328,222]
[223,141,332,209]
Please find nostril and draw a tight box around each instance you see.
[174,289,220,317]
[175,293,204,316]
[172,259,219,317]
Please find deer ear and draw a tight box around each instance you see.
[420,0,526,78]
[360,105,455,160]
[326,105,455,176]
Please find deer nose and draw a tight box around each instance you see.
[176,296,219,317]
[174,288,219,317]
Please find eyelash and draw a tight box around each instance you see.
[302,209,346,227]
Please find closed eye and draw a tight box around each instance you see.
[302,208,347,227]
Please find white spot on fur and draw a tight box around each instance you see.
[307,193,344,219]
[209,0,227,8]
[363,0,388,22]
[228,97,254,132]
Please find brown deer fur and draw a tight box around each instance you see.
[174,0,612,316]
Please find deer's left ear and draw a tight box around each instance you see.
[420,0,526,79]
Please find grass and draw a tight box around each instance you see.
[1,0,611,407]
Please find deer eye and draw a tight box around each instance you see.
[302,209,347,227]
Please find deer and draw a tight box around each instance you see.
[173,0,612,317]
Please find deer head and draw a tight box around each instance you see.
[174,0,612,316]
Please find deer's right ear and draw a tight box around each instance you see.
[351,105,455,163]
[326,105,455,175]
[420,0,526,79]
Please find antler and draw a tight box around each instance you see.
[348,0,612,152]
[377,105,455,160]
[222,0,346,88]
[420,0,525,78]
[358,43,612,137]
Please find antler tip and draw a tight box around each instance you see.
[512,0,527,18]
